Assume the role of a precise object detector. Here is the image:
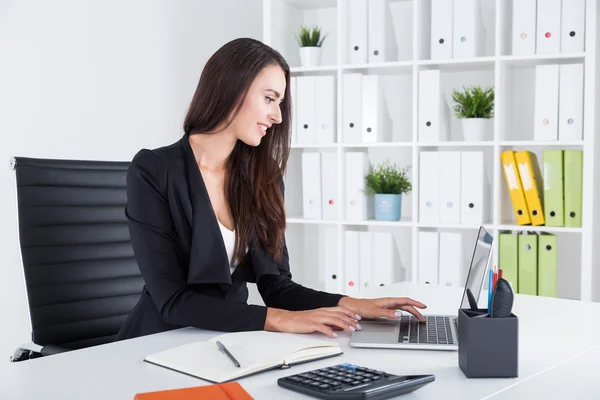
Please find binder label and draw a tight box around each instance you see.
[517,163,533,190]
[504,164,519,190]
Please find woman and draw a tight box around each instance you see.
[116,38,426,342]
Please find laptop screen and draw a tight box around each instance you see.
[459,227,494,309]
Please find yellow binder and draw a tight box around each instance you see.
[514,151,545,226]
[501,151,531,225]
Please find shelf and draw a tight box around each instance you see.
[417,56,496,71]
[499,52,586,67]
[281,0,336,9]
[342,218,412,227]
[416,222,494,230]
[496,224,583,234]
[290,65,338,74]
[498,141,585,147]
[341,60,413,73]
[286,217,338,225]
[417,141,494,148]
[291,143,337,149]
[342,142,412,148]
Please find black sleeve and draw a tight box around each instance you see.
[126,149,267,332]
[256,176,346,311]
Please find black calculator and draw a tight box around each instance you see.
[277,363,434,399]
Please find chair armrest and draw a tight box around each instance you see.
[10,343,71,362]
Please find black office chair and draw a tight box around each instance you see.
[9,156,144,361]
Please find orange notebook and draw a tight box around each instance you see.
[134,382,254,400]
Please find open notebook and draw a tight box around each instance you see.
[144,331,343,383]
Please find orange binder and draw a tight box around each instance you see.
[134,382,254,400]
[501,150,531,225]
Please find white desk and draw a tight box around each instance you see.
[3,282,600,400]
[489,344,600,399]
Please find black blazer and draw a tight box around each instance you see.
[115,135,344,341]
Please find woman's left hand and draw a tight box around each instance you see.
[338,296,427,322]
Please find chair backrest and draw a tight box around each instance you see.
[11,156,144,350]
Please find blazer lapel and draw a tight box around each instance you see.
[181,135,232,286]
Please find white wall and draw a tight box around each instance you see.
[0,0,262,364]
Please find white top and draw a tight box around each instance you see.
[217,219,237,274]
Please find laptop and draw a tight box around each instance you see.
[349,226,494,351]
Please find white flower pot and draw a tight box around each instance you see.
[299,46,322,68]
[461,118,493,141]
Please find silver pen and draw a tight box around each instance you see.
[216,340,241,368]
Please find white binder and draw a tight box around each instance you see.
[343,73,363,143]
[460,151,486,225]
[534,64,560,141]
[345,152,373,221]
[511,0,537,56]
[418,231,439,285]
[358,232,373,291]
[368,0,397,63]
[418,69,448,142]
[371,232,396,287]
[296,76,316,144]
[452,0,484,58]
[431,0,453,60]
[559,63,584,141]
[347,0,368,64]
[301,152,322,219]
[344,231,361,296]
[536,0,562,54]
[361,75,386,143]
[561,0,585,53]
[419,151,440,224]
[315,76,336,144]
[438,151,461,224]
[324,231,341,293]
[290,76,297,145]
[320,152,338,220]
[438,232,463,287]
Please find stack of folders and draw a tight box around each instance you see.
[501,150,583,227]
[290,73,392,145]
[301,152,378,221]
[430,0,486,60]
[344,231,400,296]
[417,231,465,287]
[289,75,335,145]
[345,0,401,64]
[498,232,558,298]
[512,0,585,56]
[534,63,584,142]
[419,151,489,225]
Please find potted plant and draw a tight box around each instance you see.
[364,161,412,221]
[296,25,327,67]
[452,85,495,141]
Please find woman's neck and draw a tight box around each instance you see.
[188,131,237,171]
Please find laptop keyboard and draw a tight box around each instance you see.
[397,315,454,345]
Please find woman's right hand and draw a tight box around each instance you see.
[264,307,362,338]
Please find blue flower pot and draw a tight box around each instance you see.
[374,194,402,221]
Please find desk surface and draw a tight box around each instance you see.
[4,282,600,400]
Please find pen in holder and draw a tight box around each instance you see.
[458,279,518,378]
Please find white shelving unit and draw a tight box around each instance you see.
[262,0,600,302]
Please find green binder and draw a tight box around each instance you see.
[518,233,538,296]
[498,233,518,292]
[542,150,565,227]
[564,150,583,228]
[537,233,558,298]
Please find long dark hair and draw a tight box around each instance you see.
[183,38,291,266]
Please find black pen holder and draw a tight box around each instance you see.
[457,308,519,378]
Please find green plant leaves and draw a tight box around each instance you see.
[364,160,412,195]
[296,25,328,47]
[452,85,495,119]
